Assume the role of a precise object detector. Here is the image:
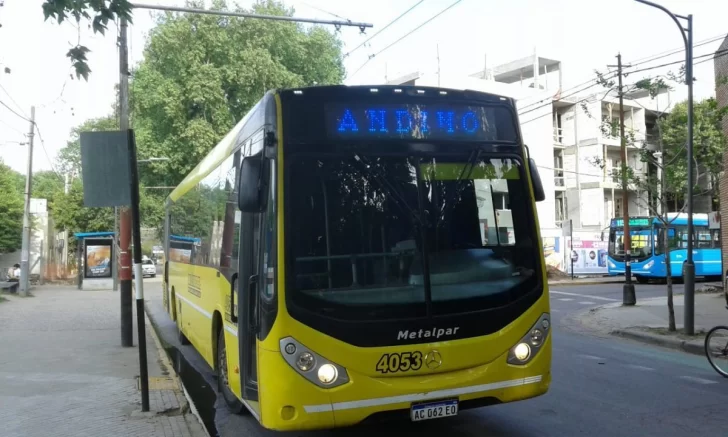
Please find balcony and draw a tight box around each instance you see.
[554,168,566,191]
[553,127,566,149]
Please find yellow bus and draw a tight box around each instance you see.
[163,85,550,431]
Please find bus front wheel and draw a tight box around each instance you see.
[217,330,245,414]
[636,276,649,284]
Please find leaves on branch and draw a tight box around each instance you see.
[42,0,134,81]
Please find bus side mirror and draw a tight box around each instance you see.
[238,156,269,213]
[601,231,605,242]
[528,158,545,202]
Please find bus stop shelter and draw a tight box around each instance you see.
[74,231,115,290]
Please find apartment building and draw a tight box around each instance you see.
[385,51,671,273]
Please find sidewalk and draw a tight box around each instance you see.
[572,289,728,355]
[0,285,207,437]
[548,275,625,286]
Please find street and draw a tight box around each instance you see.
[145,281,728,437]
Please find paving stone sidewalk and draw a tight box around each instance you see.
[571,289,728,354]
[0,285,207,437]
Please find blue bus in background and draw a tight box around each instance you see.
[607,213,721,283]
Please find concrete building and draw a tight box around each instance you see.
[716,35,728,280]
[386,51,672,273]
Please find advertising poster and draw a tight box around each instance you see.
[569,239,609,275]
[542,236,563,270]
[169,247,192,263]
[85,244,111,278]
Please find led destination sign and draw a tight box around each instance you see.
[612,218,651,227]
[325,103,516,142]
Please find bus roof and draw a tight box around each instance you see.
[612,213,710,227]
[166,85,519,204]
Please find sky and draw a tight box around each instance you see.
[0,0,727,175]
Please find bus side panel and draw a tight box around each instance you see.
[181,265,224,369]
[695,248,721,277]
[219,276,243,401]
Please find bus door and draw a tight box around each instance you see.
[237,206,261,402]
[236,150,277,403]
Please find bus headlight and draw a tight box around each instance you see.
[296,352,315,371]
[643,260,654,270]
[318,364,338,384]
[508,313,550,366]
[279,337,349,389]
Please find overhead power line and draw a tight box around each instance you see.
[627,33,726,67]
[348,0,465,79]
[518,46,728,124]
[0,100,31,123]
[0,83,28,119]
[344,0,425,58]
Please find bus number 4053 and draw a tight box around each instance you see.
[376,351,423,373]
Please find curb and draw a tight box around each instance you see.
[548,280,624,286]
[611,329,704,356]
[144,303,211,437]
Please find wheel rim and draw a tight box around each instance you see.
[706,328,728,377]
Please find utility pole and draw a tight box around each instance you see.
[119,16,133,348]
[19,106,35,296]
[436,44,441,86]
[616,53,636,305]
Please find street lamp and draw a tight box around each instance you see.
[635,0,695,335]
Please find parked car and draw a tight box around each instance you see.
[132,259,157,278]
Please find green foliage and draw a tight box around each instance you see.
[130,0,345,187]
[52,178,115,246]
[0,161,24,253]
[42,0,133,80]
[32,171,64,208]
[606,98,727,213]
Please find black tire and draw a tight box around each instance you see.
[635,276,649,284]
[152,274,156,278]
[217,330,245,414]
[705,325,728,378]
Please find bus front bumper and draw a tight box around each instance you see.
[256,336,551,431]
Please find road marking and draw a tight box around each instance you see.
[579,354,605,361]
[559,298,574,302]
[626,364,655,371]
[550,290,620,302]
[579,301,596,305]
[678,376,717,385]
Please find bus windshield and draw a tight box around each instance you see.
[608,227,652,261]
[287,153,539,320]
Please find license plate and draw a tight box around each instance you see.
[410,399,458,422]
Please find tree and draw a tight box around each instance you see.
[32,171,65,208]
[130,0,345,187]
[600,96,727,332]
[0,161,25,253]
[52,178,115,250]
[42,0,133,80]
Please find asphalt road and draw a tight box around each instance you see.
[145,282,728,437]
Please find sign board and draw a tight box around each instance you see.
[80,130,132,207]
[84,241,113,278]
[709,211,720,230]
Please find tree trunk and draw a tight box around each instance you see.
[663,222,676,332]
